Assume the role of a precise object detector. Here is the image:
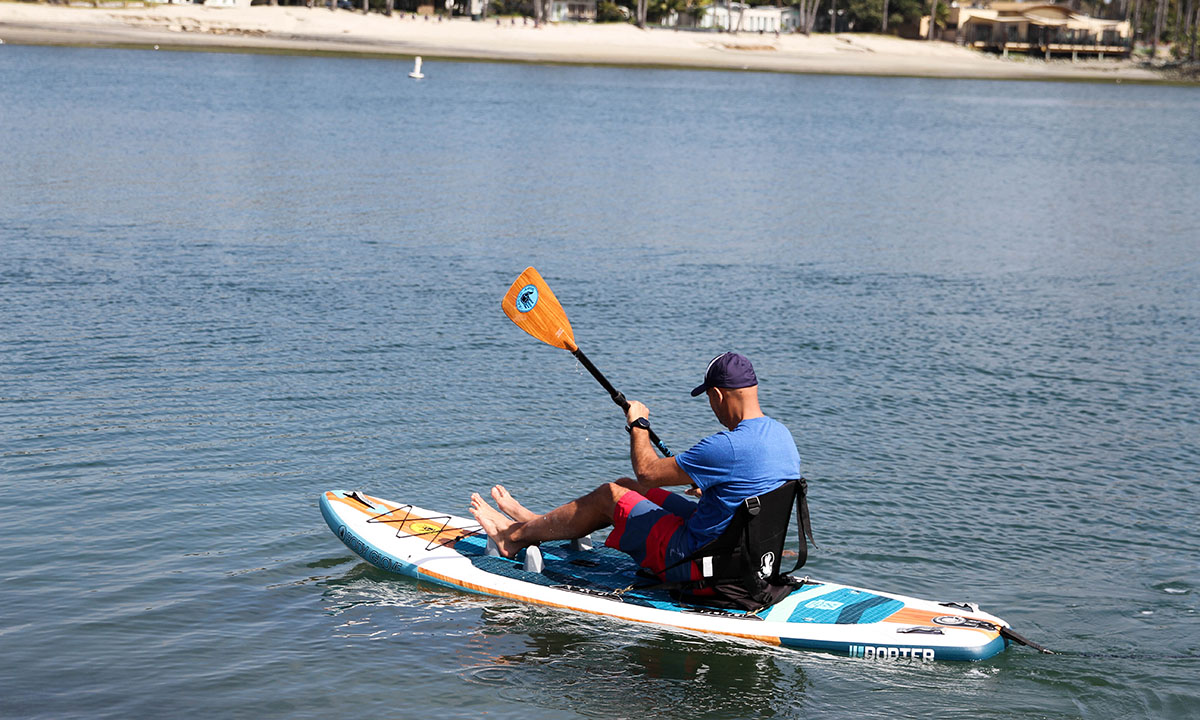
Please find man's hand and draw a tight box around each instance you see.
[625,400,649,425]
[624,399,693,489]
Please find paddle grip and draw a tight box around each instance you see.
[571,348,673,458]
[646,427,673,458]
[571,349,624,406]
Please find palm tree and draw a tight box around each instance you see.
[795,0,819,34]
[1191,0,1199,60]
[1151,0,1166,59]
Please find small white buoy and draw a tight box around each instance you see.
[408,55,424,79]
[154,45,159,50]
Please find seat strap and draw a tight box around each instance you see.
[634,480,817,606]
[654,480,795,581]
[733,494,760,578]
[784,478,817,575]
[659,493,749,578]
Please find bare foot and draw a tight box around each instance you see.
[469,493,524,558]
[491,485,538,522]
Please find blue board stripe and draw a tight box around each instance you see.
[836,595,902,624]
[783,634,1009,662]
[788,587,904,625]
[472,556,558,586]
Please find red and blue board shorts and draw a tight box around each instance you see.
[605,487,703,583]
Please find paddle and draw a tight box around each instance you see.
[502,266,673,458]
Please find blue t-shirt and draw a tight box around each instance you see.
[670,416,801,559]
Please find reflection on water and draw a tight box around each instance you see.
[319,559,808,718]
[458,605,808,720]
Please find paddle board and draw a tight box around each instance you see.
[320,489,1013,661]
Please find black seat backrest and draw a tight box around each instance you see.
[683,478,808,582]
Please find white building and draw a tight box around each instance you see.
[698,3,800,33]
[550,0,597,22]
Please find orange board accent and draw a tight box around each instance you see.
[501,267,577,351]
[884,607,1000,638]
[414,564,784,646]
[324,492,474,548]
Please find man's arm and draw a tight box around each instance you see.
[625,401,694,489]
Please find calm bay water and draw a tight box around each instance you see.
[2,44,1199,719]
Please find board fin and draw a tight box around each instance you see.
[346,491,375,509]
[523,545,544,573]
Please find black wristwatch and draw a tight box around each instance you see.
[625,417,651,434]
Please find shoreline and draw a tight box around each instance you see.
[0,2,1189,84]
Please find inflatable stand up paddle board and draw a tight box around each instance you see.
[320,490,1044,661]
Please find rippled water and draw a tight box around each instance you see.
[2,44,1198,719]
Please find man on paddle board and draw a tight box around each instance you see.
[470,352,801,582]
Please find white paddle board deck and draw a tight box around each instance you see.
[320,489,1011,661]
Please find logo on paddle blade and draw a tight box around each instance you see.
[516,284,539,313]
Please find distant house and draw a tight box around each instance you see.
[549,0,597,22]
[691,3,800,33]
[926,2,1131,59]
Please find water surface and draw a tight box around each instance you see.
[2,44,1198,719]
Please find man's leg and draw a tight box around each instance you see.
[604,486,689,579]
[470,480,638,558]
[640,487,698,520]
[487,478,654,525]
[490,485,537,522]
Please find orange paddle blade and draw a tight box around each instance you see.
[502,267,577,351]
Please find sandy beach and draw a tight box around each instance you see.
[0,1,1178,82]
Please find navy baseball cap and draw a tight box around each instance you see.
[690,352,758,397]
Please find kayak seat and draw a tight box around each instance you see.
[655,478,817,612]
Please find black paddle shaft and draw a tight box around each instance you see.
[570,348,673,458]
